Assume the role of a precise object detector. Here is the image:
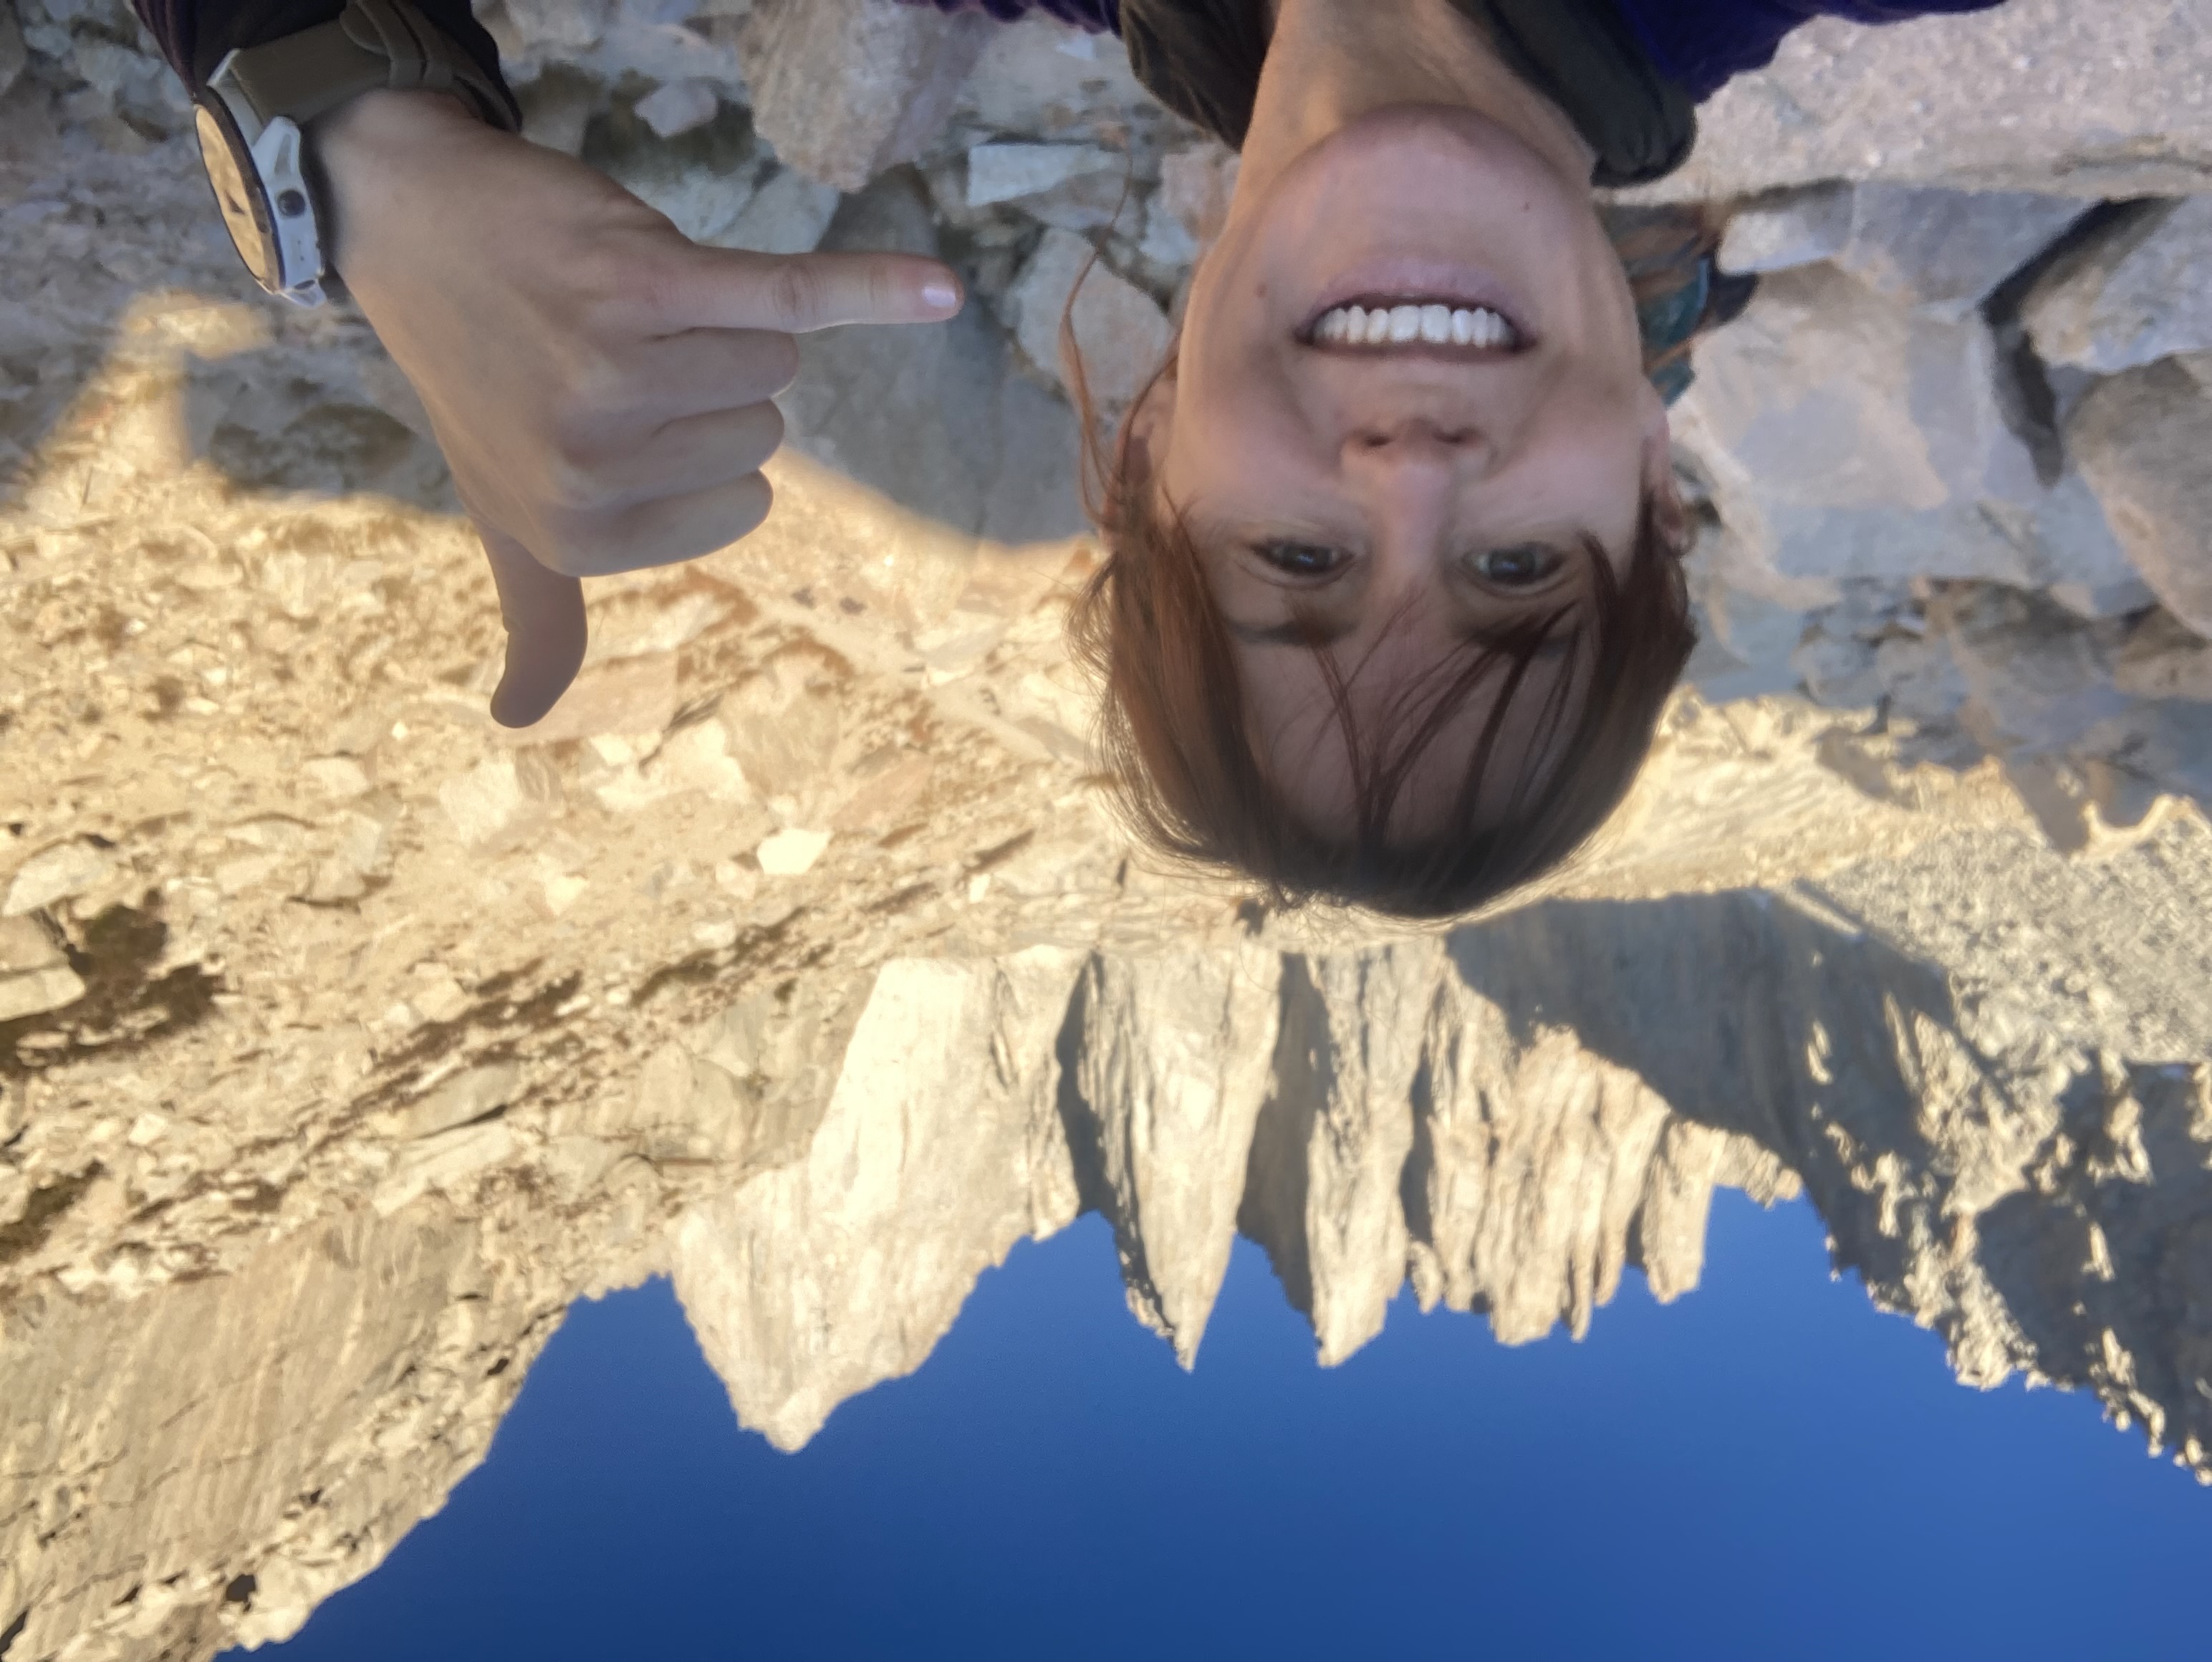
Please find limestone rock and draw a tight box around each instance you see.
[1068,949,1282,1364]
[1239,946,1428,1363]
[1718,183,1855,276]
[1834,184,2087,321]
[0,916,83,1024]
[4,840,115,918]
[953,11,1157,143]
[966,141,1120,215]
[1006,227,1174,410]
[2068,355,2212,638]
[670,953,1085,1450]
[2024,197,2212,376]
[721,165,840,255]
[781,172,1087,543]
[1674,264,2056,590]
[736,0,991,193]
[2114,611,2212,703]
[1620,0,2212,203]
[754,827,829,875]
[633,77,719,139]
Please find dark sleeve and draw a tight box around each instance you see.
[131,0,510,98]
[1612,0,2006,102]
[893,0,1121,30]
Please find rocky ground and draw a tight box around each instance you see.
[4,2,2212,1660]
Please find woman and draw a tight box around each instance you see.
[994,0,2008,919]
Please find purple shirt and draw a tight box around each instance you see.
[1612,0,2006,99]
[139,0,2004,128]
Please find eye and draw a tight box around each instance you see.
[1464,544,1567,590]
[1253,542,1350,580]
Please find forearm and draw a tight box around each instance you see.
[310,85,484,284]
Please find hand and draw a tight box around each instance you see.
[312,90,964,726]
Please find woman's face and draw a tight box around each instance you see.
[1145,105,1669,839]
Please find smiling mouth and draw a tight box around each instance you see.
[1300,299,1527,354]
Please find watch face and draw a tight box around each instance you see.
[194,100,279,291]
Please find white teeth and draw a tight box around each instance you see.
[1311,302,1518,350]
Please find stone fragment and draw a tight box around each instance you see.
[372,1122,518,1216]
[650,719,755,804]
[1941,585,2130,755]
[395,1064,523,1142]
[1675,263,2062,592]
[2067,356,2212,639]
[719,167,840,255]
[517,67,601,156]
[633,77,718,139]
[956,11,1153,140]
[1718,183,1854,276]
[966,142,1117,208]
[1836,185,2086,320]
[0,917,83,1024]
[2024,198,2212,377]
[1675,302,2146,627]
[2027,471,2155,622]
[437,756,561,850]
[1006,228,1173,410]
[2113,612,2212,704]
[954,11,1145,135]
[506,654,680,747]
[4,840,115,917]
[736,0,990,193]
[1792,629,1884,710]
[756,827,830,876]
[302,757,371,801]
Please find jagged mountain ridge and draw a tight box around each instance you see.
[17,819,2212,1662]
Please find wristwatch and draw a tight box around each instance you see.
[191,0,520,307]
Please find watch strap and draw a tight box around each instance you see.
[221,0,520,135]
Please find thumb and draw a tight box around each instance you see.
[669,247,966,334]
[478,524,587,729]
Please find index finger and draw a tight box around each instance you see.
[653,246,965,335]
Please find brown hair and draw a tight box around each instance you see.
[1063,343,1696,923]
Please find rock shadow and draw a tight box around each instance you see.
[1443,890,1983,1300]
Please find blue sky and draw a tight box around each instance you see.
[246,1194,2212,1661]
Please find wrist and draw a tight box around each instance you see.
[312,87,486,282]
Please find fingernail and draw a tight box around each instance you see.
[922,279,961,314]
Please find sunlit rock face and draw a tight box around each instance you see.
[6,0,2212,1658]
